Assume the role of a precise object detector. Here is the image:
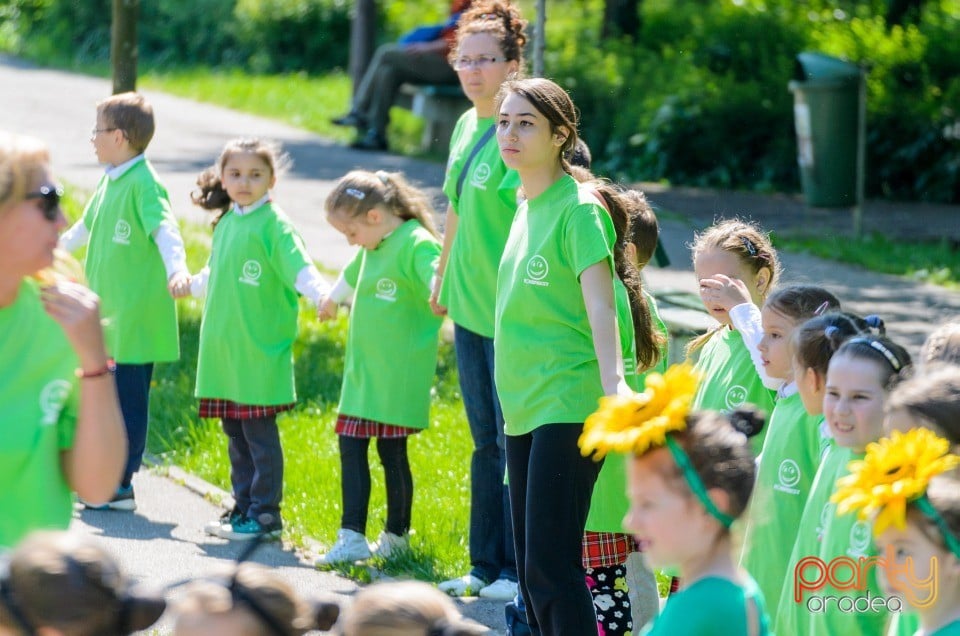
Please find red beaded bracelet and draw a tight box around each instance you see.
[75,359,116,379]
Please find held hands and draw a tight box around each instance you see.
[40,281,110,368]
[317,297,339,322]
[168,271,192,298]
[429,274,447,317]
[699,274,752,312]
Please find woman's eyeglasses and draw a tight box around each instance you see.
[452,55,506,71]
[25,185,64,221]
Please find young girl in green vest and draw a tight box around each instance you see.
[494,77,625,635]
[314,170,442,565]
[780,331,911,636]
[834,429,960,636]
[191,138,329,541]
[689,219,781,455]
[737,285,839,628]
[881,364,960,636]
[581,364,772,635]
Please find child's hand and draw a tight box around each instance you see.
[699,274,752,312]
[317,297,338,322]
[168,271,192,298]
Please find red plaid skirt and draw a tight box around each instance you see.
[198,398,295,420]
[335,413,419,439]
[581,531,640,568]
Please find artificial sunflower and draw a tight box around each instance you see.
[831,428,960,535]
[578,363,700,460]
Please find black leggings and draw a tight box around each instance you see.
[339,435,413,536]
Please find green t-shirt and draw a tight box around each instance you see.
[888,612,920,636]
[775,442,858,636]
[195,202,314,405]
[740,391,826,618]
[337,220,442,428]
[440,110,521,337]
[586,287,669,532]
[81,159,179,363]
[692,326,776,454]
[807,448,889,636]
[642,576,771,635]
[0,280,79,547]
[494,174,616,435]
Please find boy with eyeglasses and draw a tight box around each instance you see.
[60,92,191,511]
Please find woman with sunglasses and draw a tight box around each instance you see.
[0,130,126,548]
[432,1,527,602]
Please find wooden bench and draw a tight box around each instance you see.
[397,83,470,153]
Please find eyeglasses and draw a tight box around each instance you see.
[25,184,64,221]
[91,127,119,137]
[452,55,506,70]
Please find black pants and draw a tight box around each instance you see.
[506,424,602,636]
[222,415,284,524]
[339,435,413,536]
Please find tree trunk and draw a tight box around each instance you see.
[111,0,138,93]
[533,0,545,77]
[349,0,377,97]
[601,0,641,40]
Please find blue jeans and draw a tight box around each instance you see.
[114,363,154,488]
[454,324,517,584]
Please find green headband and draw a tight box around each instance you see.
[665,435,735,529]
[915,494,960,560]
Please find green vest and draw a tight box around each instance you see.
[642,575,771,635]
[337,220,442,428]
[81,159,179,362]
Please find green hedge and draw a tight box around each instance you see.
[3,0,957,202]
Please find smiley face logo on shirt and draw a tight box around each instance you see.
[113,220,132,245]
[526,255,549,281]
[724,385,748,410]
[239,260,262,286]
[376,278,398,302]
[39,379,71,426]
[470,162,492,189]
[816,502,834,540]
[849,520,872,555]
[778,459,801,488]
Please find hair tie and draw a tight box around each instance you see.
[824,325,839,338]
[344,187,365,200]
[740,236,757,257]
[375,170,389,185]
[665,435,735,528]
[864,314,886,335]
[814,301,831,316]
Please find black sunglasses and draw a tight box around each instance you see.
[25,185,64,221]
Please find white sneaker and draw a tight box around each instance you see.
[479,577,519,600]
[438,573,487,597]
[371,531,409,558]
[314,528,371,566]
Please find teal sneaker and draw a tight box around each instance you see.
[204,505,244,537]
[218,515,282,541]
[81,485,136,511]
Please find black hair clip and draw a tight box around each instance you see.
[740,236,757,257]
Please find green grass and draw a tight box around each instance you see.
[774,232,960,289]
[139,68,432,158]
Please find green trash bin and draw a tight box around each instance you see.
[788,52,865,208]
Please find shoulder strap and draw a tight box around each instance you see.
[455,124,496,199]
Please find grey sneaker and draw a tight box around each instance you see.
[314,528,372,565]
[370,531,410,559]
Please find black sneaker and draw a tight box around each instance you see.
[331,111,367,129]
[350,129,388,152]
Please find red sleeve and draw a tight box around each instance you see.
[440,0,473,54]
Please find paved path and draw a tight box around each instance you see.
[5,56,960,633]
